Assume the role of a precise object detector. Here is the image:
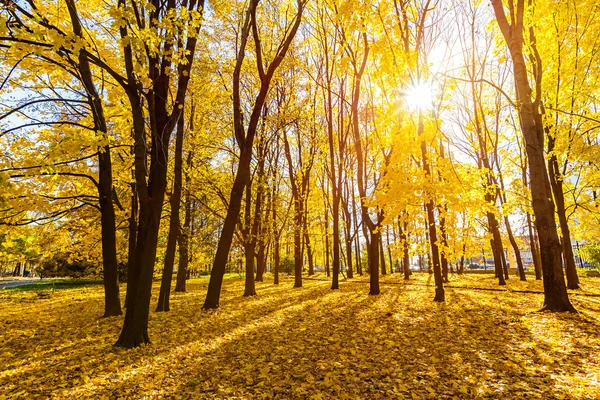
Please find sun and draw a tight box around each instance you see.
[403,81,434,111]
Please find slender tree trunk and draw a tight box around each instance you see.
[345,227,354,279]
[243,178,257,297]
[125,180,138,307]
[355,234,362,276]
[66,0,121,317]
[175,152,193,292]
[386,226,393,274]
[418,115,444,301]
[398,216,410,280]
[325,206,330,277]
[548,141,579,289]
[369,230,381,295]
[273,187,280,285]
[203,0,304,309]
[175,194,191,292]
[157,112,186,312]
[438,209,449,283]
[379,235,387,275]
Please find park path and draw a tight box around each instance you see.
[0,280,38,289]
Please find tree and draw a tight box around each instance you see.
[202,0,306,309]
[491,0,574,312]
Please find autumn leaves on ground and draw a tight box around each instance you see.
[1,275,599,399]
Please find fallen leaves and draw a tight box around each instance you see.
[0,274,599,399]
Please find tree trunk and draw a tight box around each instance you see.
[157,113,186,312]
[438,209,449,283]
[203,0,304,308]
[325,206,330,277]
[491,0,574,311]
[399,217,410,280]
[175,152,193,292]
[65,0,121,317]
[487,212,506,286]
[243,179,257,297]
[386,226,393,274]
[379,235,387,275]
[369,230,381,295]
[548,138,579,289]
[125,176,137,307]
[273,186,280,285]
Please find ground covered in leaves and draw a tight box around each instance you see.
[1,273,600,399]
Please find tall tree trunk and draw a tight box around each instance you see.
[491,0,574,311]
[438,208,449,283]
[379,235,387,275]
[272,186,280,285]
[243,178,257,297]
[304,229,315,276]
[355,233,362,276]
[386,225,393,274]
[203,0,304,309]
[398,216,410,280]
[345,223,354,279]
[419,116,444,301]
[175,152,193,292]
[324,206,330,277]
[548,137,579,289]
[369,230,381,295]
[157,111,187,312]
[66,0,121,317]
[487,212,506,286]
[498,169,526,281]
[125,178,138,307]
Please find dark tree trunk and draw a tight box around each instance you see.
[203,0,304,308]
[439,210,449,283]
[345,228,354,279]
[272,186,280,285]
[125,175,138,307]
[175,152,193,292]
[355,234,362,276]
[386,226,393,274]
[492,0,574,311]
[304,229,315,276]
[526,212,542,280]
[418,115,444,301]
[116,0,204,347]
[548,138,579,289]
[459,242,466,275]
[157,112,186,312]
[243,179,257,297]
[379,235,387,275]
[399,216,410,280]
[368,230,381,294]
[487,212,506,286]
[325,206,330,277]
[66,0,121,317]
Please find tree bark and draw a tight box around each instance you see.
[203,0,305,308]
[491,0,574,311]
[66,0,121,317]
[156,111,186,312]
[547,136,579,289]
[175,152,193,292]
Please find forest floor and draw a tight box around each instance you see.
[1,273,599,399]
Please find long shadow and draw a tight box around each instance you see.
[2,278,600,399]
[0,278,335,397]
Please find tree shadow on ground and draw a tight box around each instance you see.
[1,277,599,399]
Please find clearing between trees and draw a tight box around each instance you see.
[1,274,599,399]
